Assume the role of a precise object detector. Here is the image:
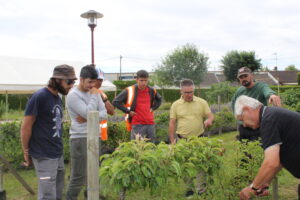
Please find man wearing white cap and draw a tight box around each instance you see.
[95,67,114,116]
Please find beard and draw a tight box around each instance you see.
[57,83,69,95]
[242,80,251,87]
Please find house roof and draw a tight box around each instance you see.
[269,70,300,85]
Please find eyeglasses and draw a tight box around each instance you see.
[65,79,76,85]
[182,90,194,94]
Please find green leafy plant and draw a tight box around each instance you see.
[0,121,23,168]
[99,137,224,199]
[0,100,7,118]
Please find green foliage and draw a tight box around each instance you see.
[298,72,300,85]
[212,140,264,199]
[154,43,209,87]
[280,88,300,112]
[285,65,298,71]
[220,50,262,82]
[102,121,131,150]
[113,80,136,90]
[62,122,71,162]
[99,137,223,198]
[0,94,30,110]
[209,107,235,131]
[0,121,23,168]
[0,100,6,118]
[205,82,237,104]
[154,112,169,143]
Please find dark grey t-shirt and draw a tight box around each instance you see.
[260,106,300,178]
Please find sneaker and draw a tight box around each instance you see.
[185,190,194,199]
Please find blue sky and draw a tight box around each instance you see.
[0,0,300,72]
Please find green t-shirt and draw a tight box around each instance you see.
[231,82,276,112]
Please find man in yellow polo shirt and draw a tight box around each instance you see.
[169,79,214,198]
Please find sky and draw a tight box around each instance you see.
[1,0,300,73]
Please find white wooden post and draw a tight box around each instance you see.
[272,176,279,200]
[0,165,3,191]
[87,111,99,200]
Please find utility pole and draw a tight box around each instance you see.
[273,52,278,70]
[119,55,122,80]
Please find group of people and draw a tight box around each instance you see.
[20,64,300,200]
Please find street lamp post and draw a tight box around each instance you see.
[81,10,103,66]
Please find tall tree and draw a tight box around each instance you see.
[154,44,209,87]
[220,50,262,81]
[285,65,298,71]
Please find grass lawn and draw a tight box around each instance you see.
[3,131,300,200]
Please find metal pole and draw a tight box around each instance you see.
[87,111,99,200]
[5,92,8,120]
[91,26,95,65]
[119,55,122,80]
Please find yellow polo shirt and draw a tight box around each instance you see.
[170,96,211,137]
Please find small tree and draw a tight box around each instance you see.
[285,65,298,71]
[205,82,236,104]
[154,43,209,87]
[298,72,300,85]
[220,50,262,82]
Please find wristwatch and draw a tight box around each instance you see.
[103,98,108,103]
[249,183,259,191]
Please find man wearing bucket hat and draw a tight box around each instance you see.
[231,66,281,141]
[21,64,77,200]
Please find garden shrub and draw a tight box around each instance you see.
[99,137,223,199]
[280,88,300,112]
[211,140,265,199]
[155,112,169,143]
[205,82,237,104]
[0,121,23,168]
[0,100,6,118]
[113,80,137,90]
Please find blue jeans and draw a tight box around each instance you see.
[32,156,65,200]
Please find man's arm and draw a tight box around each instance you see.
[151,91,162,111]
[204,112,214,128]
[99,90,115,115]
[169,118,177,145]
[239,145,282,200]
[112,89,130,113]
[20,115,36,166]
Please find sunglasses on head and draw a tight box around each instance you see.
[65,79,75,85]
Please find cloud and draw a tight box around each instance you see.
[1,0,300,73]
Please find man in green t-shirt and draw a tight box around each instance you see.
[231,67,281,141]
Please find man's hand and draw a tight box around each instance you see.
[239,187,255,200]
[23,148,32,167]
[204,118,213,128]
[76,115,87,123]
[129,111,136,117]
[90,87,98,94]
[269,95,281,107]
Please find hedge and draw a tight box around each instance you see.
[2,85,300,111]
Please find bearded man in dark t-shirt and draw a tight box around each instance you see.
[234,95,300,200]
[231,66,281,141]
[21,65,77,200]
